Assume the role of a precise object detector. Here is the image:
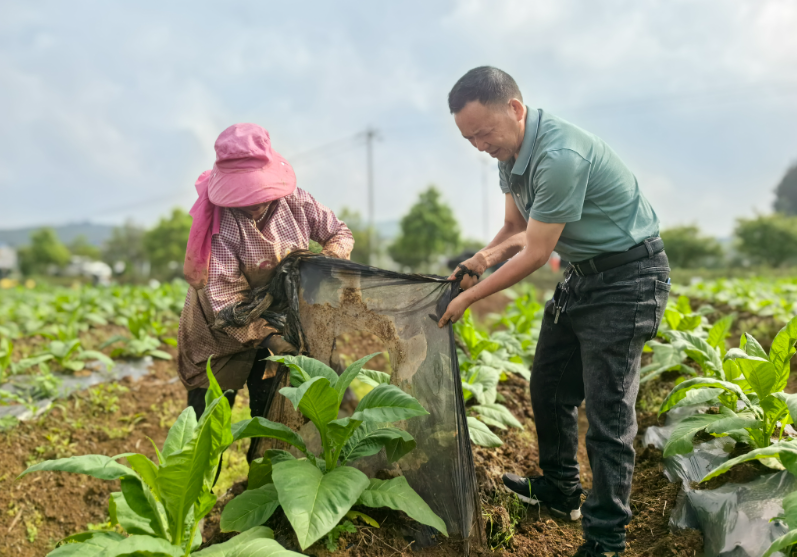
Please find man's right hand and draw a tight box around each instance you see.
[447,252,488,290]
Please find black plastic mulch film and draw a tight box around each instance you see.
[222,252,483,552]
[645,407,795,557]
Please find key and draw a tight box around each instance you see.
[554,305,561,324]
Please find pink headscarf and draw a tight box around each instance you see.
[184,123,297,289]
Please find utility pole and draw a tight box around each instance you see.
[364,128,380,265]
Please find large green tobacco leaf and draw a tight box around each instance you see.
[662,413,727,458]
[467,417,502,447]
[93,534,183,556]
[707,314,735,355]
[639,342,693,384]
[350,384,429,423]
[667,388,724,411]
[340,424,416,464]
[782,490,797,529]
[272,459,369,550]
[284,377,339,438]
[355,368,391,388]
[668,331,723,377]
[232,417,309,455]
[161,407,197,460]
[472,404,523,430]
[742,333,769,360]
[764,530,797,557]
[220,484,280,533]
[48,531,126,557]
[770,392,797,424]
[156,394,229,544]
[770,316,797,377]
[268,355,338,387]
[732,354,778,400]
[124,454,159,494]
[463,365,500,405]
[248,450,296,490]
[193,526,302,557]
[334,353,380,403]
[357,477,448,536]
[20,454,134,481]
[701,440,797,482]
[659,377,750,415]
[115,477,168,538]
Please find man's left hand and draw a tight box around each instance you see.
[438,292,472,328]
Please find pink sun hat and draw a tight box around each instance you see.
[184,123,297,289]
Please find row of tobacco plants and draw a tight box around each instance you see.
[453,284,542,447]
[0,281,187,415]
[643,289,797,557]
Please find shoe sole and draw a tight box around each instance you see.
[504,485,582,521]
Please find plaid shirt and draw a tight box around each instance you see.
[178,188,353,389]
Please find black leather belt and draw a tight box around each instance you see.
[569,237,665,277]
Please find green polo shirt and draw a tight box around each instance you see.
[499,108,660,262]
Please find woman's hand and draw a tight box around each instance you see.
[438,292,473,328]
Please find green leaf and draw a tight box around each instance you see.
[771,391,797,425]
[763,530,797,557]
[736,356,778,400]
[357,476,448,536]
[782,490,797,529]
[78,350,115,369]
[205,357,224,407]
[248,450,296,490]
[268,355,338,386]
[350,384,428,423]
[19,454,134,481]
[742,333,769,360]
[472,404,523,429]
[232,417,308,455]
[161,407,197,460]
[668,387,723,411]
[93,534,184,556]
[356,368,391,388]
[149,350,173,360]
[659,377,750,415]
[340,424,416,465]
[707,314,735,355]
[334,353,380,403]
[124,454,159,493]
[663,413,726,458]
[156,394,230,544]
[770,316,797,380]
[272,459,369,550]
[48,531,126,557]
[701,440,797,482]
[221,484,280,533]
[192,526,302,557]
[118,477,168,538]
[290,377,340,439]
[467,416,503,447]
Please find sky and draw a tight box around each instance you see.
[1,0,796,241]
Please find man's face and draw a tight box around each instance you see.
[454,99,526,162]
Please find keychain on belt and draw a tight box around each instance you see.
[554,272,572,324]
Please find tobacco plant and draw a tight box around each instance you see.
[18,360,300,556]
[658,316,797,472]
[219,353,447,550]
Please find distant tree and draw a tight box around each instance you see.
[773,163,797,216]
[388,186,460,271]
[735,214,797,267]
[68,234,101,260]
[338,207,373,265]
[103,221,147,281]
[143,208,193,280]
[659,225,724,268]
[17,228,72,276]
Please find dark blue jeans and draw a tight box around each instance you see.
[530,247,670,551]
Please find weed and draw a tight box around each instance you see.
[482,489,527,550]
[325,520,357,552]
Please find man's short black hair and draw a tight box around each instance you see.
[448,66,523,114]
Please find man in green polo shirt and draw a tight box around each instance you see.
[438,66,670,557]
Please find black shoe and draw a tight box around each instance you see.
[501,473,583,521]
[573,541,623,556]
